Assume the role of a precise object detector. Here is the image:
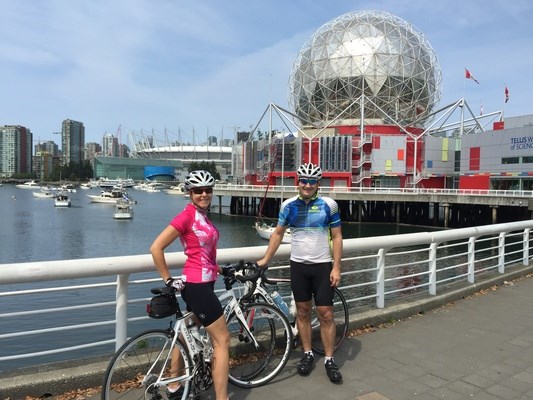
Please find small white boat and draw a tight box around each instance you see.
[255,221,291,243]
[165,183,186,195]
[113,199,134,219]
[60,183,77,193]
[133,181,163,192]
[99,177,135,188]
[54,194,71,207]
[33,187,57,199]
[87,189,132,204]
[16,180,41,189]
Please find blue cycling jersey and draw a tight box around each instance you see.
[278,194,341,264]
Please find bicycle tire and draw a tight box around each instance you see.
[101,329,192,400]
[311,287,349,355]
[227,302,293,388]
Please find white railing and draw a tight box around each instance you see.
[217,183,533,199]
[0,220,532,371]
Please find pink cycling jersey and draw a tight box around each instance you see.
[170,203,219,283]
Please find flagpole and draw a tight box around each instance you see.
[462,68,466,136]
[502,84,507,119]
[463,67,467,100]
[501,85,507,122]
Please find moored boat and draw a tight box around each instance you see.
[33,187,58,199]
[99,177,135,188]
[54,194,71,207]
[254,221,291,243]
[165,183,186,195]
[87,189,133,204]
[113,199,134,219]
[16,180,41,189]
[60,183,77,193]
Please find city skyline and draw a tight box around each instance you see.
[1,0,531,146]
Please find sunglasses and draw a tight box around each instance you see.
[191,187,213,195]
[299,178,318,185]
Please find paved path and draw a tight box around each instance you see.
[234,272,533,400]
[4,271,533,400]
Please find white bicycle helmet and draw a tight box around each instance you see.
[297,163,322,180]
[184,170,215,191]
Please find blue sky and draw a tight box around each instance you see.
[1,0,532,146]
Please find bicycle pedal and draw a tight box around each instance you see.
[238,333,250,343]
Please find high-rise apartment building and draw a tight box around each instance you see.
[61,119,85,166]
[85,142,102,161]
[0,125,32,178]
[33,151,57,180]
[35,140,59,157]
[102,133,118,157]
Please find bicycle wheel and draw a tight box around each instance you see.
[311,287,349,355]
[101,329,192,400]
[227,302,292,388]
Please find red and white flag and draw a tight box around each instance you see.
[465,68,479,84]
[505,86,509,103]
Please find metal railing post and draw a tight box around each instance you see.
[376,248,386,308]
[428,242,437,295]
[523,228,530,265]
[115,274,129,351]
[498,232,506,273]
[468,237,476,283]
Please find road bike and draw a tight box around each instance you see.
[243,266,349,355]
[101,261,293,400]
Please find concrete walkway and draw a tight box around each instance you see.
[232,271,533,400]
[3,269,533,400]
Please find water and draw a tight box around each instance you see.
[0,184,430,371]
[0,184,426,264]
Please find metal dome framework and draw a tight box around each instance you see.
[288,10,442,128]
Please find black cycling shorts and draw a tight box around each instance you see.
[290,260,334,306]
[181,281,223,327]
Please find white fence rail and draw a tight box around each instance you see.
[1,220,532,371]
[217,183,533,198]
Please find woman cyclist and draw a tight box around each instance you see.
[150,170,231,400]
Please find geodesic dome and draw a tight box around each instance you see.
[288,10,442,128]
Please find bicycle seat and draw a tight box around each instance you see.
[151,287,174,295]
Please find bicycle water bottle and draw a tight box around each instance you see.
[271,291,290,317]
[289,294,297,317]
[188,317,203,345]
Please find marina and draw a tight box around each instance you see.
[0,183,428,264]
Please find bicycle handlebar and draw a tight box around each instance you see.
[222,260,261,291]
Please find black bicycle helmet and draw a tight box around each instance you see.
[184,170,215,191]
[297,163,322,180]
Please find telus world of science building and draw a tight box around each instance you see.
[238,10,532,192]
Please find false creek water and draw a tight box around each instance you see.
[0,183,429,264]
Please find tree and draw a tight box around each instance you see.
[188,161,220,180]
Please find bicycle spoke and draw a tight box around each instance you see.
[311,287,349,355]
[101,330,192,400]
[227,303,292,388]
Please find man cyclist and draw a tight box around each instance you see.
[256,163,343,383]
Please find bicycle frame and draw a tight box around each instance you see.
[250,271,349,355]
[143,282,260,392]
[251,276,300,337]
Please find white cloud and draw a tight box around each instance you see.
[1,0,532,144]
